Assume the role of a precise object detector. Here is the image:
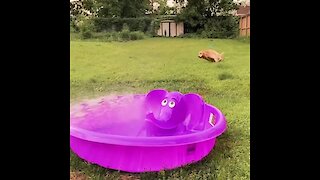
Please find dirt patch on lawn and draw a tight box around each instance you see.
[119,174,140,180]
[70,171,88,180]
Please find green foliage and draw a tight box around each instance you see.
[70,0,241,39]
[177,0,239,38]
[178,16,239,39]
[119,30,145,41]
[122,23,130,32]
[178,33,200,38]
[116,20,149,39]
[119,24,130,40]
[70,18,79,33]
[201,16,239,38]
[93,17,153,33]
[95,0,149,18]
[148,19,161,36]
[80,30,93,39]
[130,31,145,40]
[79,18,95,39]
[72,31,146,42]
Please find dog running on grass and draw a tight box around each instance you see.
[198,49,224,62]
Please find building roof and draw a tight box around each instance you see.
[236,5,250,16]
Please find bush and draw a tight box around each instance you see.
[81,30,93,39]
[119,30,130,41]
[93,17,153,33]
[72,16,152,41]
[70,32,81,40]
[72,31,145,42]
[180,15,239,39]
[148,19,161,37]
[129,31,145,40]
[119,30,145,41]
[79,19,95,39]
[122,23,130,31]
[119,23,130,41]
[70,20,77,33]
[70,16,80,33]
[70,25,76,33]
[178,33,199,38]
[201,16,239,38]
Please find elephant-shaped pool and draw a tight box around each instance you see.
[70,89,227,172]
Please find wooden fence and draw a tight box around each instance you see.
[239,14,250,37]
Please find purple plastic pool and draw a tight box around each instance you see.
[70,89,227,172]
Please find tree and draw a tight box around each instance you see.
[70,0,151,18]
[176,0,207,29]
[178,0,237,19]
[176,0,239,37]
[153,0,171,15]
[119,0,149,17]
[70,0,87,18]
[206,0,238,16]
[94,0,150,18]
[70,0,97,32]
[94,0,120,18]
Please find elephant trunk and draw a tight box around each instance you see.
[157,108,172,122]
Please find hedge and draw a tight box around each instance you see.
[93,17,153,33]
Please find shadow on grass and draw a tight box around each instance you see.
[218,72,234,80]
[216,63,231,69]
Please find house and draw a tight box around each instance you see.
[156,18,184,37]
[236,5,250,16]
[236,5,250,37]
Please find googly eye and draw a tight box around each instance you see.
[161,99,168,106]
[168,101,175,108]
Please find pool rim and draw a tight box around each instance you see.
[70,102,227,147]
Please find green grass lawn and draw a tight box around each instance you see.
[70,37,250,180]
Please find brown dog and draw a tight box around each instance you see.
[198,49,224,62]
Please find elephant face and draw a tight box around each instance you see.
[145,89,205,130]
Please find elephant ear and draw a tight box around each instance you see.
[145,89,168,116]
[181,93,206,131]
